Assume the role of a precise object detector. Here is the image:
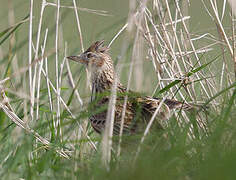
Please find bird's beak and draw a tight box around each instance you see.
[67,54,88,65]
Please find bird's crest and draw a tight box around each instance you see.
[85,40,109,53]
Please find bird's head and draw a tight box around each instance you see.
[67,40,112,74]
[68,40,117,92]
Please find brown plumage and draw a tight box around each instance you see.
[67,41,193,135]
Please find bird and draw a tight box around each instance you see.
[67,40,193,135]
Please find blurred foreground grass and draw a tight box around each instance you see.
[0,0,236,179]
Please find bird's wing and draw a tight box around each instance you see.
[135,97,171,120]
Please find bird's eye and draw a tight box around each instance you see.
[87,53,93,58]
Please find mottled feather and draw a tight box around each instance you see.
[68,41,193,135]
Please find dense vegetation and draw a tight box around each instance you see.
[0,0,235,179]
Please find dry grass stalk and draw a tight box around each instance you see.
[0,86,70,159]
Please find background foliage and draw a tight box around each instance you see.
[0,0,235,179]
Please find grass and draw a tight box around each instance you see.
[0,0,236,179]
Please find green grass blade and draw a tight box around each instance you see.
[222,88,236,121]
[187,54,220,76]
[0,14,29,46]
[158,80,181,94]
[158,54,221,95]
[201,82,236,109]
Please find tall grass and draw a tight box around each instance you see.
[0,0,235,179]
